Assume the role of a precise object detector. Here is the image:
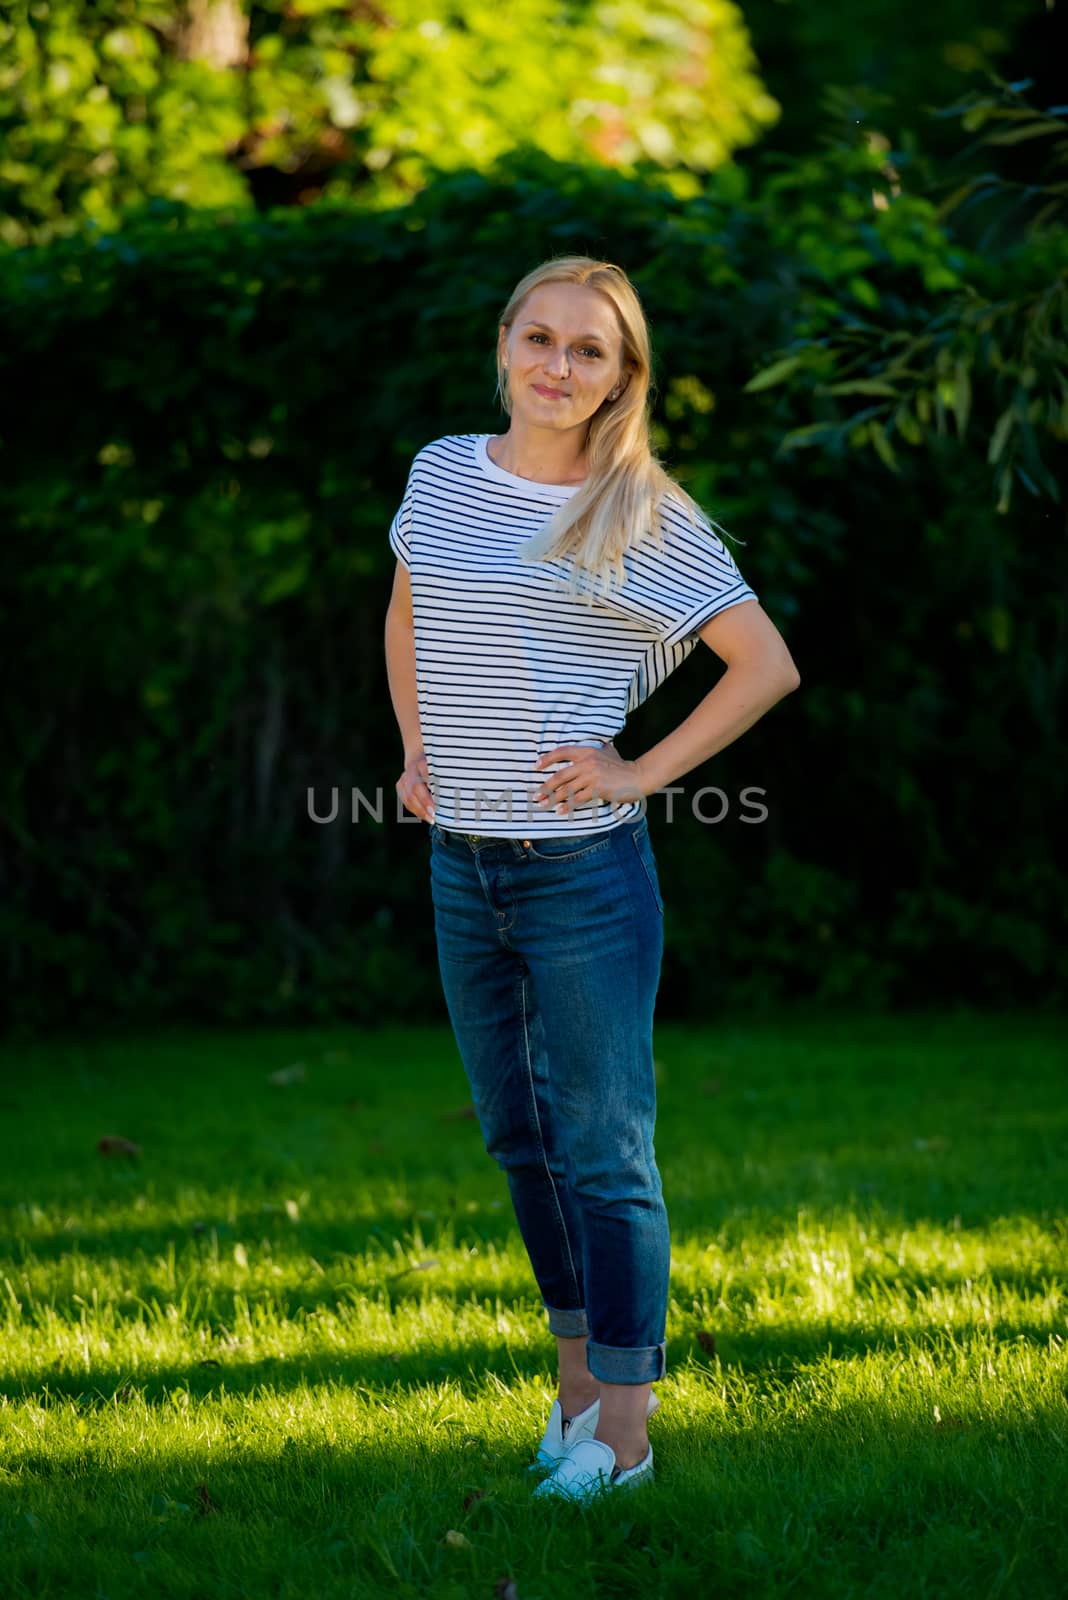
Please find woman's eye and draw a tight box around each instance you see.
[527,333,601,358]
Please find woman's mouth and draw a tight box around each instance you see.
[533,385,568,399]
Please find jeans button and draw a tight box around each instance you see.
[521,839,531,848]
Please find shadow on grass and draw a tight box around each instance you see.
[10,1183,1068,1271]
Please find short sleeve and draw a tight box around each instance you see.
[388,470,414,571]
[639,498,758,649]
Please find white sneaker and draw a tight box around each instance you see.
[531,1436,655,1502]
[526,1389,660,1474]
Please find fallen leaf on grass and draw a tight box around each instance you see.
[196,1482,218,1515]
[696,1330,717,1356]
[462,1489,486,1512]
[97,1136,141,1158]
[444,1529,471,1549]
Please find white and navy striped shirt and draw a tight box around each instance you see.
[389,432,758,837]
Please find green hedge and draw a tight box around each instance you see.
[1,141,1065,1033]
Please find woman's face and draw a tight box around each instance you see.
[499,281,628,428]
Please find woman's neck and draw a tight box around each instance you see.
[487,429,588,485]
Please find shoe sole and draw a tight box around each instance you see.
[532,1454,655,1502]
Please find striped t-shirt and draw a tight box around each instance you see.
[388,432,758,837]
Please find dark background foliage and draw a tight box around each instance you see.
[1,6,1065,1035]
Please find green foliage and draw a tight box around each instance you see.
[744,84,1068,515]
[733,0,1038,157]
[0,0,777,246]
[1,106,1065,1030]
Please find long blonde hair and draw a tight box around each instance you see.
[496,254,739,607]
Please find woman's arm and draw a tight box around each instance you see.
[634,600,800,795]
[385,560,436,823]
[384,560,426,765]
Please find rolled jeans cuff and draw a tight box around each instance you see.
[586,1339,667,1385]
[543,1301,590,1338]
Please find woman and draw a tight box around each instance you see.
[384,255,800,1503]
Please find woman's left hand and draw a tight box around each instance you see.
[532,740,648,814]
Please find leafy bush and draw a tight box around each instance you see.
[1,124,1064,1032]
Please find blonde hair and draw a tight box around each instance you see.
[495,254,739,607]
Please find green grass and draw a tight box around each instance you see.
[0,1012,1065,1599]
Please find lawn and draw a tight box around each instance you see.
[0,1012,1065,1598]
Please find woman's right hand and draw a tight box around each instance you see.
[397,750,436,824]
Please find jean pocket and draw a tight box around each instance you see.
[630,828,665,916]
[525,831,615,863]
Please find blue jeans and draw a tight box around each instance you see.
[428,812,670,1384]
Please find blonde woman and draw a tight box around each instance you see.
[384,256,800,1503]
